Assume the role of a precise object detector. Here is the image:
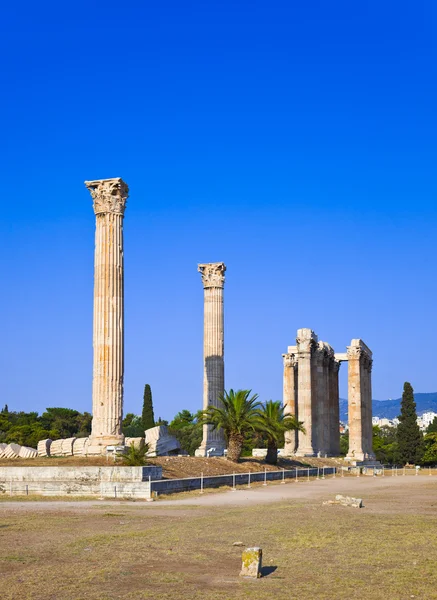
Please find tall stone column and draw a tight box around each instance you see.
[295,328,318,456]
[283,352,298,454]
[346,339,374,462]
[195,263,226,457]
[85,178,128,454]
[363,355,375,459]
[328,359,341,455]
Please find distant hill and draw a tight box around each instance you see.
[339,393,437,423]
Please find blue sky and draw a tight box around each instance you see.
[1,1,436,420]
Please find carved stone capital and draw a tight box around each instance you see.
[282,353,297,368]
[198,262,226,288]
[85,178,129,216]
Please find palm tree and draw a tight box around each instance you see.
[201,389,262,462]
[258,400,305,465]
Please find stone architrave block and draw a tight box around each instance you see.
[4,443,21,459]
[0,443,7,458]
[37,439,52,457]
[61,438,76,456]
[145,426,180,457]
[72,437,90,456]
[124,437,145,450]
[240,547,263,578]
[49,439,63,457]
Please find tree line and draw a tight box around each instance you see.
[2,381,436,465]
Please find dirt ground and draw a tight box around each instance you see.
[0,454,344,478]
[1,476,437,599]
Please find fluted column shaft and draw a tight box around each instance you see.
[328,360,341,455]
[295,329,317,456]
[346,339,373,462]
[283,353,298,454]
[195,263,226,456]
[85,178,128,453]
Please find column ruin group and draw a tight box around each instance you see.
[283,328,375,461]
[79,176,375,461]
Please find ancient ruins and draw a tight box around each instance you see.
[2,178,377,463]
[85,177,129,454]
[283,328,375,462]
[195,263,227,456]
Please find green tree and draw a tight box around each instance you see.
[340,431,349,456]
[422,433,437,465]
[396,382,424,465]
[122,414,144,437]
[141,384,155,430]
[257,400,305,465]
[372,425,398,465]
[201,389,261,462]
[426,417,437,434]
[168,410,203,456]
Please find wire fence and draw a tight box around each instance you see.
[2,465,436,499]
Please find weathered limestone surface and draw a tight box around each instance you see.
[124,437,145,450]
[18,446,38,459]
[4,444,21,459]
[49,439,63,457]
[283,352,298,454]
[85,178,129,455]
[295,329,318,456]
[283,329,374,459]
[73,437,90,456]
[37,439,52,457]
[346,339,375,462]
[240,547,263,578]
[195,262,226,457]
[145,426,180,457]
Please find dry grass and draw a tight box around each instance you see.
[1,480,437,599]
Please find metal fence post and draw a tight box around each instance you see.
[281,468,285,484]
[295,468,298,483]
[26,484,28,496]
[403,466,406,477]
[247,471,251,489]
[114,486,117,499]
[263,468,267,486]
[307,468,310,482]
[321,467,325,480]
[200,472,204,494]
[232,472,236,491]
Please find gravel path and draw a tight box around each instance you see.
[0,474,433,513]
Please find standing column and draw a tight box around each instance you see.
[346,339,373,462]
[85,178,128,454]
[295,329,317,456]
[195,263,226,457]
[283,352,298,455]
[328,359,341,455]
[363,355,376,459]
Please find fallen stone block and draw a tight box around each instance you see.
[73,437,90,456]
[49,439,63,457]
[37,439,52,457]
[4,443,21,459]
[240,547,263,578]
[124,437,145,450]
[0,443,7,458]
[145,426,180,457]
[18,446,38,459]
[61,438,76,456]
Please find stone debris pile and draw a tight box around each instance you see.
[0,443,38,459]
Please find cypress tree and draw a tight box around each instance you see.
[141,384,155,431]
[396,382,424,465]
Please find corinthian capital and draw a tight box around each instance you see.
[198,263,226,288]
[282,353,297,368]
[85,178,129,215]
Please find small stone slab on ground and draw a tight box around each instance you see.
[323,494,363,508]
[240,547,262,578]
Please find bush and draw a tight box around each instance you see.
[122,443,149,466]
